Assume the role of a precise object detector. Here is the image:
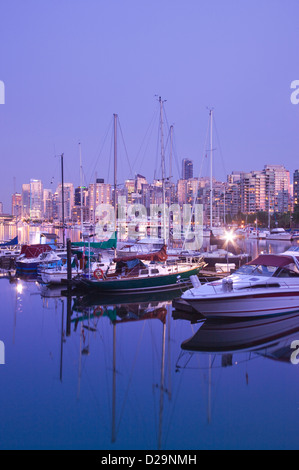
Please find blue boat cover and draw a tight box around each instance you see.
[0,236,18,247]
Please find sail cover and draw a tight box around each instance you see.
[72,232,117,250]
[0,236,18,247]
[113,245,168,263]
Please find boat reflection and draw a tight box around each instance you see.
[178,312,299,365]
[39,287,177,450]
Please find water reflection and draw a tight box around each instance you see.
[177,312,299,365]
[37,285,179,449]
[4,267,299,449]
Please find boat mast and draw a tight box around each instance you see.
[114,114,118,254]
[79,142,84,240]
[61,153,65,247]
[209,108,213,230]
[159,97,167,244]
[169,124,173,182]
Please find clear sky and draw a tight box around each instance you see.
[0,0,299,211]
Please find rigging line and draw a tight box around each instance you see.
[50,154,61,188]
[212,114,228,179]
[117,118,134,181]
[182,112,210,248]
[170,129,182,181]
[115,320,146,438]
[88,116,114,185]
[131,107,159,173]
[106,120,115,185]
[153,117,162,181]
[163,359,187,449]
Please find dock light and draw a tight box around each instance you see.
[224,230,235,244]
[16,283,23,294]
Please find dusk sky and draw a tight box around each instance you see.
[0,0,299,211]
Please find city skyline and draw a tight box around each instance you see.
[0,1,299,214]
[6,161,297,228]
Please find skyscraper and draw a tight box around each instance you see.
[30,179,43,219]
[294,170,299,211]
[12,193,22,218]
[56,183,74,221]
[21,184,30,219]
[182,159,193,180]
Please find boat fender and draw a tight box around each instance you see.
[190,275,201,288]
[222,278,233,292]
[94,268,104,280]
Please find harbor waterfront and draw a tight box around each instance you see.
[1,238,299,450]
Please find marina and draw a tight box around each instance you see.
[1,234,299,449]
[1,0,299,452]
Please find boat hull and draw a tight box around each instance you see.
[181,312,299,354]
[185,290,299,319]
[73,266,202,294]
[40,270,82,285]
[16,261,40,274]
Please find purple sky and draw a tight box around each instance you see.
[0,0,299,212]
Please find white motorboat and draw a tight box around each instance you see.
[258,230,270,239]
[266,228,293,241]
[181,252,299,319]
[39,263,83,285]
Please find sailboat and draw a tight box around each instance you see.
[72,108,205,293]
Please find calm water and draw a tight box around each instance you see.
[1,239,299,450]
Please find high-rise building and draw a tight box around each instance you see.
[227,165,290,215]
[30,179,43,219]
[293,170,299,211]
[239,171,266,214]
[21,184,31,219]
[264,165,290,213]
[88,179,111,223]
[182,159,193,180]
[56,183,74,221]
[12,193,22,218]
[43,189,53,221]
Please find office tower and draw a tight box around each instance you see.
[21,184,31,219]
[43,189,53,221]
[182,159,193,180]
[29,179,43,219]
[56,183,74,221]
[12,193,22,218]
[293,170,299,211]
[88,179,111,223]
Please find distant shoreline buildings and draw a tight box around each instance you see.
[3,161,298,227]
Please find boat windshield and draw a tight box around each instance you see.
[285,246,299,253]
[234,264,277,277]
[274,263,299,277]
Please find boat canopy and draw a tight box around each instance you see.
[20,244,52,259]
[115,258,147,275]
[248,254,299,268]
